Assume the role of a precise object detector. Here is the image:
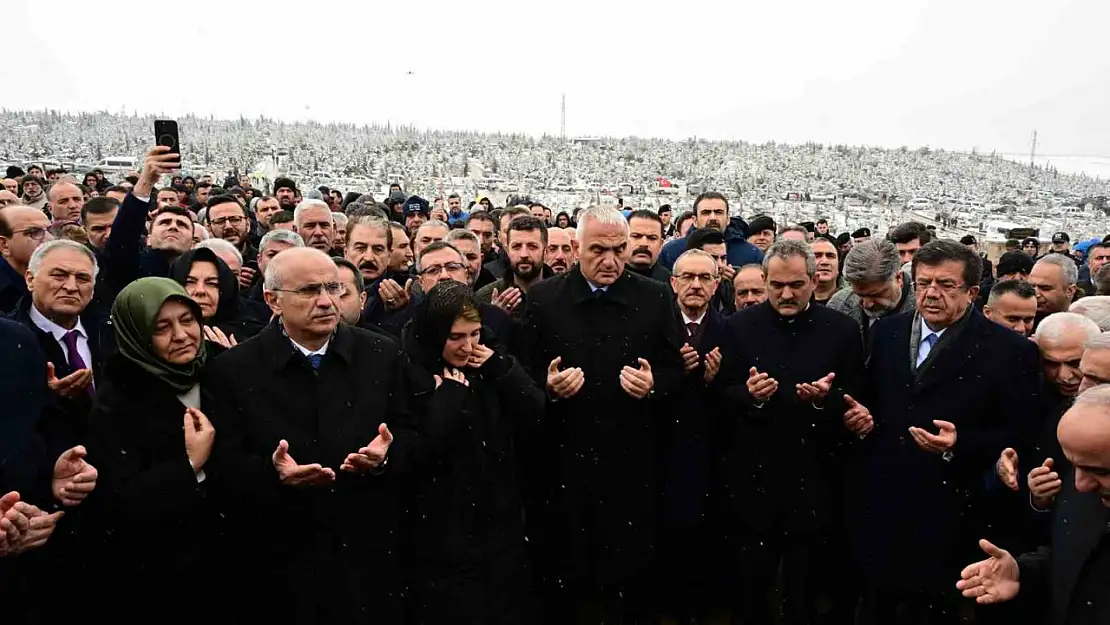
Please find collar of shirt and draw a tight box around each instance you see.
[586,280,608,293]
[919,315,948,343]
[29,304,86,343]
[681,309,707,326]
[289,338,328,358]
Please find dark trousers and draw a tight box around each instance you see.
[731,531,852,625]
[857,584,974,625]
[541,576,656,625]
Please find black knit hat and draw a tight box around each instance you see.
[747,215,776,234]
[997,251,1034,278]
[272,177,297,194]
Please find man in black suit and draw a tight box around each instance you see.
[657,248,728,620]
[716,239,868,624]
[205,246,416,624]
[518,205,685,623]
[847,239,1042,624]
[957,384,1110,625]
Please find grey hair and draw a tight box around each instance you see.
[843,239,901,285]
[28,239,99,281]
[1084,332,1110,352]
[445,228,478,246]
[194,238,244,267]
[780,224,809,237]
[347,216,393,251]
[762,240,816,279]
[415,219,450,238]
[332,212,349,229]
[193,223,210,241]
[575,205,629,241]
[1072,383,1110,410]
[1094,264,1110,296]
[1034,311,1100,343]
[1035,254,1079,286]
[259,228,305,252]
[1070,296,1110,332]
[293,199,331,226]
[673,249,720,277]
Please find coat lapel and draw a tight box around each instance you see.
[914,309,982,394]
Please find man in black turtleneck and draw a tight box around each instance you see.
[627,209,670,283]
[716,239,866,625]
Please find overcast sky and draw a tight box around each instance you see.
[9,0,1107,156]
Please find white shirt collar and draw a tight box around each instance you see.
[919,315,948,341]
[681,309,707,326]
[29,305,85,342]
[289,338,329,357]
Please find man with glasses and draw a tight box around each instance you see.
[205,194,259,288]
[205,246,416,624]
[0,204,53,313]
[845,239,1042,624]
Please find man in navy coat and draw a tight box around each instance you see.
[847,239,1042,624]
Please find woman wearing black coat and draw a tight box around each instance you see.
[401,281,544,625]
[85,278,234,622]
[170,247,264,344]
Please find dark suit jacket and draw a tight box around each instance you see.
[517,266,685,586]
[8,296,112,459]
[0,256,28,316]
[846,307,1042,591]
[100,193,176,298]
[204,323,417,624]
[0,318,51,500]
[1018,470,1110,625]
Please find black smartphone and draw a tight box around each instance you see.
[154,119,180,163]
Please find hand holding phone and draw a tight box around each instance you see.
[154,119,180,164]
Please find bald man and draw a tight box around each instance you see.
[0,205,54,313]
[47,182,84,225]
[958,385,1110,624]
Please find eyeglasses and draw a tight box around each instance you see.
[272,281,344,298]
[15,226,49,241]
[676,272,717,284]
[210,216,245,227]
[419,262,466,277]
[914,279,965,293]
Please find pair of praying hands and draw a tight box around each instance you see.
[271,425,393,487]
[680,344,721,384]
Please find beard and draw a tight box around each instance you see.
[512,259,542,281]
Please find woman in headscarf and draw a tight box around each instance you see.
[402,281,544,625]
[170,247,264,344]
[85,278,232,621]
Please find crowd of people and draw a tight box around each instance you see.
[2,144,1110,625]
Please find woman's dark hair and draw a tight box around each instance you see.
[405,281,482,369]
[555,211,571,227]
[427,281,481,324]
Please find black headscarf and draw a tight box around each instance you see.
[170,247,264,339]
[402,281,483,372]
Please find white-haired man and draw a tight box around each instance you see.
[518,205,685,622]
[293,199,337,254]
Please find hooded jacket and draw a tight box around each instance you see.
[658,216,764,270]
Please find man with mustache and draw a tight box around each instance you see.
[626,209,670,283]
[657,192,762,272]
[546,227,576,274]
[476,216,551,320]
[732,264,768,311]
[828,239,916,346]
[845,240,1042,624]
[715,239,867,624]
[957,384,1110,625]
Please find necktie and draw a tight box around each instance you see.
[686,322,699,339]
[917,333,939,367]
[307,353,324,370]
[61,330,94,397]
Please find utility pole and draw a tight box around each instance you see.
[1029,130,1038,169]
[560,94,566,141]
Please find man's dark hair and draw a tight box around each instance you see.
[692,191,729,214]
[272,177,297,194]
[988,279,1036,304]
[204,194,248,221]
[124,175,139,185]
[105,185,130,196]
[628,209,664,237]
[888,221,933,246]
[346,203,388,219]
[911,239,982,289]
[152,205,194,222]
[81,196,119,222]
[332,256,365,294]
[499,205,530,224]
[270,210,295,226]
[417,240,464,266]
[817,218,828,226]
[1087,242,1110,262]
[46,168,66,178]
[657,204,672,216]
[447,193,461,201]
[466,210,496,228]
[389,222,410,236]
[685,227,726,251]
[195,181,212,191]
[675,211,696,236]
[506,216,549,246]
